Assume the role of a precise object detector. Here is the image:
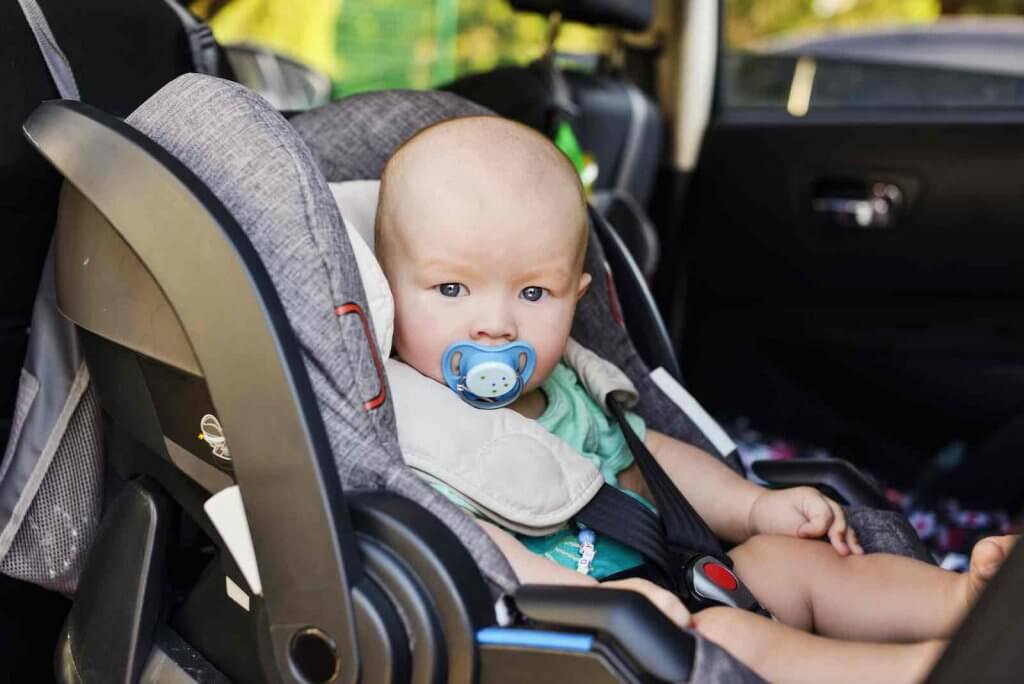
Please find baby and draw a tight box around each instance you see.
[373,115,1015,683]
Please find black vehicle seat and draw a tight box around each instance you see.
[444,0,663,279]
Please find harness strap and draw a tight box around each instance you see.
[16,0,80,101]
[606,397,727,562]
[574,484,671,575]
[575,399,770,615]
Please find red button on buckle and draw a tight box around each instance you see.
[704,562,738,591]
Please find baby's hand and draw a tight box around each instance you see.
[601,578,691,628]
[747,487,864,556]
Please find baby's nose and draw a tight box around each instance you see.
[470,308,516,343]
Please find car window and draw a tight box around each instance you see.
[724,0,1024,114]
[334,0,606,96]
[194,0,607,99]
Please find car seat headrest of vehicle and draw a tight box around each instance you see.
[508,0,653,32]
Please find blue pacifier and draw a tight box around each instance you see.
[441,341,537,409]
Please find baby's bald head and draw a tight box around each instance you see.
[375,116,589,274]
[374,116,594,389]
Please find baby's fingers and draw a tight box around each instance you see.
[826,499,851,555]
[846,526,864,555]
[649,586,692,629]
[796,493,832,538]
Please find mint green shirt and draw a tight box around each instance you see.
[431,362,653,579]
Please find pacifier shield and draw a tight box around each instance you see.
[464,361,517,398]
[441,340,537,409]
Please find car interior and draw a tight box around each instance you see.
[2,0,1022,682]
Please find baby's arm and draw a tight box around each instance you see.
[622,430,762,543]
[477,520,691,628]
[627,430,860,552]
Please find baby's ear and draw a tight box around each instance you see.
[576,272,592,301]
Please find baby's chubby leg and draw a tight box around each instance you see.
[728,534,1016,643]
[693,607,944,684]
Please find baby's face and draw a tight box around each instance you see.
[378,120,590,393]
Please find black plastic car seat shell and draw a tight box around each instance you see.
[25,99,365,683]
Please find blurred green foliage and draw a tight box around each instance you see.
[728,0,1024,47]
[333,0,604,95]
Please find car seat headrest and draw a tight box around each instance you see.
[291,90,494,183]
[507,0,653,32]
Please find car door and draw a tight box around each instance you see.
[663,2,1024,509]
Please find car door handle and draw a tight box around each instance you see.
[812,182,904,229]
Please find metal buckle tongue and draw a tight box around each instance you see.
[441,340,537,410]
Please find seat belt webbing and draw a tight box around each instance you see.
[16,0,80,101]
[606,397,727,562]
[574,484,670,573]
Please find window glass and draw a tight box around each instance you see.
[196,0,606,98]
[724,0,1024,112]
[334,0,606,96]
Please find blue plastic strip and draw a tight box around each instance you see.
[476,627,593,652]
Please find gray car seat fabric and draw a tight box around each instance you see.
[123,75,517,594]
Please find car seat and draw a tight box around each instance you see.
[18,75,931,682]
[444,0,663,281]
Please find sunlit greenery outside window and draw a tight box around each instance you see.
[334,0,606,96]
[195,0,606,99]
[724,0,1024,112]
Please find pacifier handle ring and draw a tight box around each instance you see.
[441,345,462,385]
[514,344,536,386]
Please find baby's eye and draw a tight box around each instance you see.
[520,286,546,302]
[436,283,467,298]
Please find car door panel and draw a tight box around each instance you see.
[677,115,1024,505]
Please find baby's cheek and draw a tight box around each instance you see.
[521,308,575,389]
[393,301,448,383]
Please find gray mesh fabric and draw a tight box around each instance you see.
[124,74,516,593]
[0,382,103,593]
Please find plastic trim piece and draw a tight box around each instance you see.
[751,458,892,510]
[514,584,695,682]
[476,628,593,653]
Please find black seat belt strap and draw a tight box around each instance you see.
[580,398,769,615]
[575,484,671,574]
[607,397,727,562]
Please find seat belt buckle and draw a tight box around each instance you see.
[681,554,771,617]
